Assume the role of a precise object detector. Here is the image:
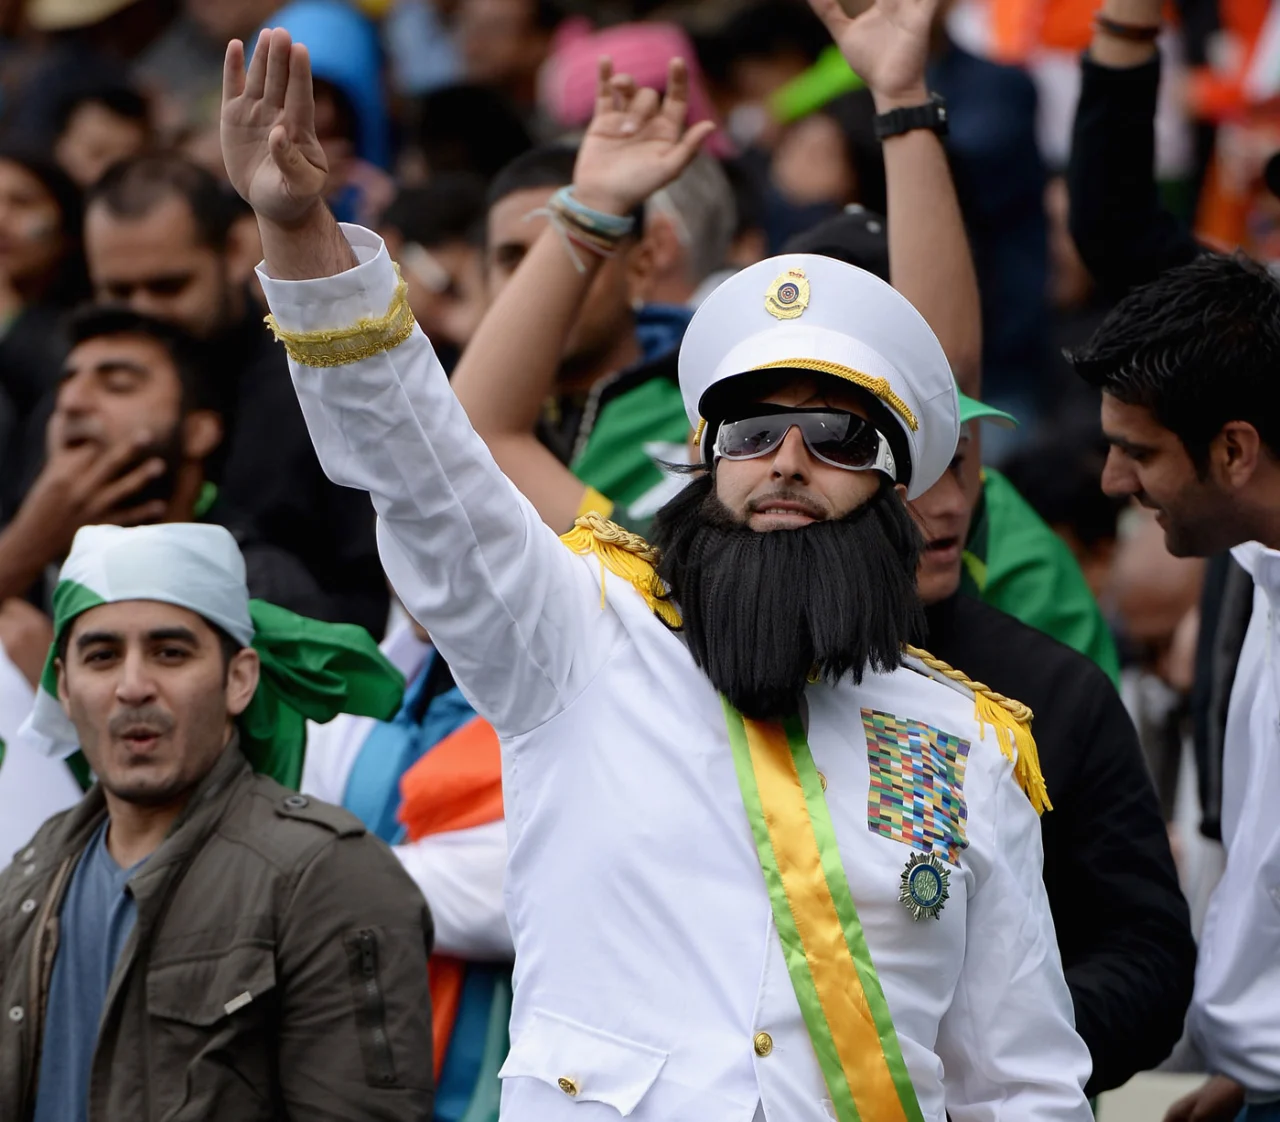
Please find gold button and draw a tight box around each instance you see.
[557,1077,579,1096]
[753,1031,773,1057]
[818,772,828,792]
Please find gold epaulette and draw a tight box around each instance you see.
[902,643,1051,815]
[559,513,681,627]
[265,266,416,368]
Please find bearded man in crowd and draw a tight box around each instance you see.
[222,4,1094,1118]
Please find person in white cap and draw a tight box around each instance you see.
[223,7,1092,1120]
[0,522,434,1122]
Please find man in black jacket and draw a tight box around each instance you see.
[79,153,387,635]
[913,408,1197,1097]
[1067,0,1255,863]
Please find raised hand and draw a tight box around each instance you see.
[808,0,937,108]
[222,28,328,226]
[571,56,717,218]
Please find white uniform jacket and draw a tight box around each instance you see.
[1190,541,1280,1096]
[259,226,1092,1122]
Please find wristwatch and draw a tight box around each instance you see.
[873,93,949,141]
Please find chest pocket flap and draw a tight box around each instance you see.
[147,944,277,1027]
[499,1007,668,1116]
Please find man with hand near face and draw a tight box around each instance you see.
[0,523,433,1122]
[80,153,387,635]
[0,307,367,864]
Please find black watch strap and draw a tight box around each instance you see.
[873,93,949,141]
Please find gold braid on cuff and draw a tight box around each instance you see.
[264,266,416,368]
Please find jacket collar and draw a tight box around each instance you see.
[40,738,252,879]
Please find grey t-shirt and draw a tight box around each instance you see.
[33,820,145,1122]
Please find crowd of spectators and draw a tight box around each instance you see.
[0,0,1276,1114]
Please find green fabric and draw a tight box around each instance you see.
[44,591,405,791]
[770,45,865,124]
[570,377,690,532]
[40,581,107,700]
[237,600,405,789]
[192,481,219,520]
[722,700,925,1122]
[961,469,1121,686]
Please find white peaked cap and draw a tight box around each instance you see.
[678,254,960,500]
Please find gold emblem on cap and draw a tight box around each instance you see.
[765,269,810,320]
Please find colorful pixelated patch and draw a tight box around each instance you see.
[862,709,971,865]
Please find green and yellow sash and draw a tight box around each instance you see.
[722,701,925,1122]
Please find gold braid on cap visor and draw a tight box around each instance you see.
[693,358,920,450]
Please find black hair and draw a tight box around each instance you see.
[486,143,577,209]
[53,83,149,138]
[380,173,487,249]
[532,0,565,32]
[697,0,830,87]
[1001,433,1125,548]
[411,84,533,180]
[65,303,224,416]
[1070,251,1280,470]
[87,152,238,251]
[486,143,645,233]
[0,145,90,306]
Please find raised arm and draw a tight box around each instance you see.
[449,59,713,532]
[810,0,982,395]
[222,30,611,736]
[1068,0,1200,295]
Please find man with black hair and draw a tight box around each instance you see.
[82,153,388,635]
[1071,252,1280,1122]
[462,141,690,529]
[52,84,151,189]
[227,10,1093,1119]
[0,521,432,1122]
[0,306,356,861]
[410,83,533,180]
[0,305,345,619]
[378,175,488,373]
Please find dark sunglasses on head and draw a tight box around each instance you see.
[713,407,897,479]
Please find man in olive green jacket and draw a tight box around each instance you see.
[0,522,433,1122]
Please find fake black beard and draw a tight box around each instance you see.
[650,472,925,721]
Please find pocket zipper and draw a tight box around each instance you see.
[356,931,397,1087]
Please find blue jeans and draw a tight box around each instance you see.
[1238,1104,1280,1121]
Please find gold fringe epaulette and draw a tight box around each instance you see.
[560,513,681,627]
[265,266,416,368]
[902,643,1051,815]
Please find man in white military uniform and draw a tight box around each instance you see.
[220,3,1092,1117]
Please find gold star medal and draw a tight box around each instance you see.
[899,852,950,921]
[765,268,810,320]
